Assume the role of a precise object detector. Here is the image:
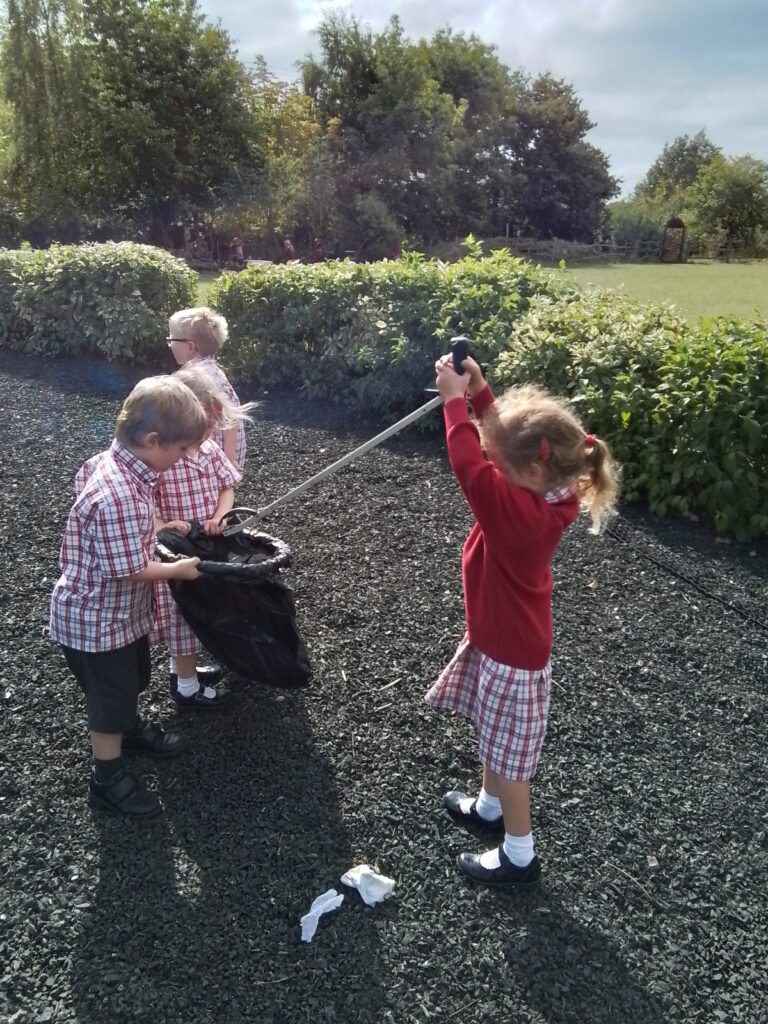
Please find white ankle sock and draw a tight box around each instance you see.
[503,831,535,867]
[477,832,535,870]
[460,786,501,819]
[460,787,501,820]
[176,673,199,697]
[478,846,502,869]
[474,787,502,820]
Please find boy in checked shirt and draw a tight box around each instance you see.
[50,376,206,821]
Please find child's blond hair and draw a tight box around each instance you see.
[115,376,207,447]
[481,384,620,532]
[168,307,228,356]
[173,366,258,431]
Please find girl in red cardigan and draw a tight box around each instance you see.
[426,353,619,887]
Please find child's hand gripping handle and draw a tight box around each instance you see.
[451,336,470,374]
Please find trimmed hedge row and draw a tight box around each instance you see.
[0,242,196,361]
[491,293,768,540]
[209,253,767,539]
[209,250,572,414]
[0,243,765,538]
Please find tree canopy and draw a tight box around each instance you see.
[2,0,256,241]
[683,155,768,250]
[2,4,619,250]
[634,131,721,202]
[608,131,768,257]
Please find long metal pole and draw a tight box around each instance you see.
[222,394,444,534]
[221,336,470,536]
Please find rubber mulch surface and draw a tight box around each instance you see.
[1,353,767,1024]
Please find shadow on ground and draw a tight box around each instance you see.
[70,684,385,1024]
[501,891,670,1023]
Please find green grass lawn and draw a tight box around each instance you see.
[565,260,768,322]
[196,269,221,303]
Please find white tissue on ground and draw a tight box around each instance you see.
[299,888,344,942]
[340,864,396,906]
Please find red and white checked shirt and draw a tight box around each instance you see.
[190,356,246,470]
[50,441,158,652]
[155,438,241,522]
[152,439,241,655]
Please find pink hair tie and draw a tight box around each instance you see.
[585,434,596,446]
[539,436,551,462]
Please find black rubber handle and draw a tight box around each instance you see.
[451,336,470,374]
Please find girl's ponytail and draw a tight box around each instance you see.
[480,384,620,532]
[579,435,619,533]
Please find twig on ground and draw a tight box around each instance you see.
[605,861,669,908]
[377,678,402,692]
[447,998,482,1019]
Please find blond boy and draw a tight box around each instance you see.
[50,377,207,820]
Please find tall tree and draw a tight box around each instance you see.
[2,0,89,230]
[418,38,617,241]
[419,29,518,237]
[505,73,618,240]
[2,0,258,238]
[683,155,768,250]
[78,0,257,239]
[212,59,324,255]
[634,130,721,202]
[301,14,463,249]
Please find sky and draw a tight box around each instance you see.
[197,0,767,196]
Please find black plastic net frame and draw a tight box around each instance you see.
[155,512,311,689]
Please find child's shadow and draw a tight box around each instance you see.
[71,684,385,1024]
[501,889,671,1023]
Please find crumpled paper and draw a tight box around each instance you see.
[340,864,396,906]
[300,888,344,942]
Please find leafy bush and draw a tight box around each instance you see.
[606,198,665,255]
[0,242,196,360]
[3,241,765,538]
[492,291,768,539]
[210,248,569,413]
[647,318,768,538]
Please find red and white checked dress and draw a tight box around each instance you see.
[152,439,241,656]
[189,356,246,469]
[425,636,551,781]
[425,485,575,782]
[50,441,158,652]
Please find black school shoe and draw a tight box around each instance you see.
[173,680,232,709]
[457,844,541,888]
[168,663,224,698]
[123,719,186,758]
[88,767,161,820]
[444,789,505,833]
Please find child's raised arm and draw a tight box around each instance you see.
[435,353,486,401]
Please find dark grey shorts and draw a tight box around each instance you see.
[61,637,151,733]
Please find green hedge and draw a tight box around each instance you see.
[2,242,765,538]
[209,249,571,413]
[492,291,768,540]
[212,258,768,539]
[0,242,196,360]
